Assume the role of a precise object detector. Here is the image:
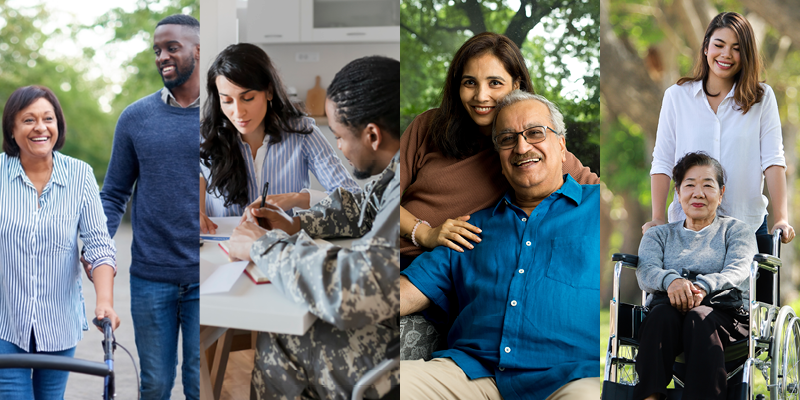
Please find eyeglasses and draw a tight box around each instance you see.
[493,126,557,150]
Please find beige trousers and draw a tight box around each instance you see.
[400,358,600,399]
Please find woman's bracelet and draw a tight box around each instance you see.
[412,219,431,248]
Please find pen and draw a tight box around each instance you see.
[260,182,269,208]
[257,182,270,229]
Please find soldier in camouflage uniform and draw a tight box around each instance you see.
[228,56,400,400]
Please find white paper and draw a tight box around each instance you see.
[200,261,248,295]
[201,217,242,240]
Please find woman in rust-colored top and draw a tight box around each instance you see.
[400,32,598,266]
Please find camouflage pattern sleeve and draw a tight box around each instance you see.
[296,188,370,239]
[250,190,400,331]
[296,153,399,239]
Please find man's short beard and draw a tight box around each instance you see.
[163,57,196,90]
[352,160,378,179]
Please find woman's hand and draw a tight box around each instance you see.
[94,303,120,331]
[692,284,707,307]
[667,278,703,313]
[642,219,665,234]
[265,192,310,211]
[771,220,795,244]
[200,211,218,234]
[419,216,482,252]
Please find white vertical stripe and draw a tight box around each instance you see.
[204,117,361,217]
[0,152,116,352]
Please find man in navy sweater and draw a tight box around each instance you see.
[95,14,200,399]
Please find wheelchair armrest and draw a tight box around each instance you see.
[612,253,639,268]
[754,254,781,272]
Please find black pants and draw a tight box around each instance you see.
[633,304,748,400]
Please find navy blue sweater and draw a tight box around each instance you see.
[101,91,199,284]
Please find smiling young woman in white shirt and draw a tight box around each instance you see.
[643,11,795,244]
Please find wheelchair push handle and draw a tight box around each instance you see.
[773,229,782,256]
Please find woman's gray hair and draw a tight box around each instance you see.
[492,90,567,138]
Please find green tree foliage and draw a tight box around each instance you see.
[0,0,197,184]
[0,0,116,182]
[91,0,199,116]
[401,0,599,174]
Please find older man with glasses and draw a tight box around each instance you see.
[400,90,601,400]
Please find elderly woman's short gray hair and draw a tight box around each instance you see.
[491,90,567,139]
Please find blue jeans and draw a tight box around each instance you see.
[0,331,76,399]
[130,275,199,400]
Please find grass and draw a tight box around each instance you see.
[598,303,800,397]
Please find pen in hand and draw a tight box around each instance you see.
[257,182,270,229]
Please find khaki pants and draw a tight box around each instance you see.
[401,358,600,399]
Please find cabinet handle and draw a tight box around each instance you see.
[346,32,366,36]
[263,34,283,38]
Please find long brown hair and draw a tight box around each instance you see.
[429,32,534,159]
[677,12,763,114]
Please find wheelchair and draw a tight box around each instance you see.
[603,230,800,399]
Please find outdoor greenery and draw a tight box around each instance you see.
[601,0,800,305]
[401,0,599,173]
[0,0,198,183]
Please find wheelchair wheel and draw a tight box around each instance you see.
[613,343,639,386]
[780,316,800,399]
[772,306,798,399]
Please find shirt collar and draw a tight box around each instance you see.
[7,152,68,187]
[691,80,737,100]
[161,87,200,108]
[492,174,583,216]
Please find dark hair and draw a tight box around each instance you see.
[677,12,763,114]
[157,14,199,34]
[2,86,66,157]
[327,56,400,140]
[200,43,311,209]
[428,32,534,159]
[672,151,726,190]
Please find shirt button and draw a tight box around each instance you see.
[521,218,527,222]
[518,269,524,274]
[498,367,505,371]
[525,241,531,246]
[511,300,517,306]
[504,347,511,353]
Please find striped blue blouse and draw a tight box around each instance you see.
[203,117,360,217]
[0,152,115,352]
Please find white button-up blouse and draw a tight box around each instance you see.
[651,80,785,233]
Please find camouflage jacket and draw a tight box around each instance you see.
[250,152,400,330]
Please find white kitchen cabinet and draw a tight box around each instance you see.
[246,0,301,43]
[300,0,399,43]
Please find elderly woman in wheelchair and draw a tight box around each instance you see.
[633,152,757,399]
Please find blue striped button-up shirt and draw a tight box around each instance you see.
[203,117,360,217]
[0,152,115,352]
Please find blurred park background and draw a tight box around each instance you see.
[400,0,599,174]
[0,0,197,183]
[0,0,197,397]
[600,0,800,310]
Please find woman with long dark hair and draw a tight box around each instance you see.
[398,32,599,361]
[643,12,794,243]
[400,32,598,265]
[200,43,358,232]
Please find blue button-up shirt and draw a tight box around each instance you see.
[402,175,599,399]
[0,152,115,352]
